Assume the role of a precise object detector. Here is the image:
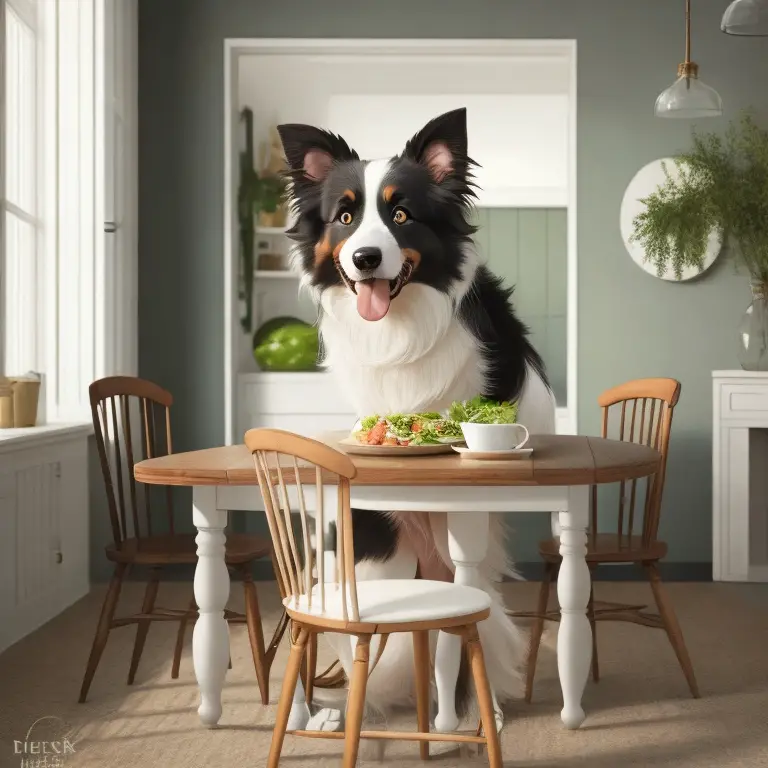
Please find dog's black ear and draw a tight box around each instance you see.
[402,108,468,183]
[277,124,357,183]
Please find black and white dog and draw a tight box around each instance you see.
[277,108,555,729]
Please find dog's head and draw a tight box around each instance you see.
[277,108,478,322]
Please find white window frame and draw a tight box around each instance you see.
[1,0,43,382]
[1,0,138,426]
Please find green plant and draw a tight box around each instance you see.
[237,109,288,332]
[238,108,257,333]
[631,111,768,284]
[254,175,285,214]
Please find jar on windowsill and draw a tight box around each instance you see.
[0,378,14,428]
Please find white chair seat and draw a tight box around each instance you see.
[284,579,491,625]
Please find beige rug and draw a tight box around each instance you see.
[1,580,767,767]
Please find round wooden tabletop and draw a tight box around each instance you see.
[134,432,661,488]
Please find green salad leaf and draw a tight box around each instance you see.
[356,398,517,446]
[448,396,518,424]
[386,412,462,444]
[355,412,463,445]
[360,415,379,431]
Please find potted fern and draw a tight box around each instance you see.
[237,109,288,332]
[631,112,768,370]
[254,175,287,229]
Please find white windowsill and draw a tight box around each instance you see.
[0,421,93,452]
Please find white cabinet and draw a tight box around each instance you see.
[0,426,90,652]
[713,371,768,582]
[236,371,356,444]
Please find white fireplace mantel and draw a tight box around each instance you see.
[713,370,768,582]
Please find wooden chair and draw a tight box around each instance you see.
[79,376,287,704]
[519,378,699,702]
[245,428,504,768]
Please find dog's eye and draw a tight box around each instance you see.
[339,211,353,225]
[392,207,410,225]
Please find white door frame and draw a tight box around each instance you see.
[222,38,578,445]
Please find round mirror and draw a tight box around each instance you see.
[619,157,722,281]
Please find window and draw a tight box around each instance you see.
[1,0,40,377]
[1,0,135,424]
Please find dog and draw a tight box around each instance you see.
[276,107,556,734]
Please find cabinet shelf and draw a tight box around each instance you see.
[255,226,289,235]
[254,270,297,279]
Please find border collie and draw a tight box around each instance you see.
[277,108,556,733]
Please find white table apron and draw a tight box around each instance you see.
[191,482,593,731]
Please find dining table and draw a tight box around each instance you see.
[134,431,661,736]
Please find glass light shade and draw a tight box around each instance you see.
[721,0,768,35]
[655,71,723,118]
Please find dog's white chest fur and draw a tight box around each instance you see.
[319,283,486,416]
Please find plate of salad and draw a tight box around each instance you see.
[340,412,466,455]
[339,397,520,456]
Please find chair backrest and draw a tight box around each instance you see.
[594,377,681,549]
[90,376,175,546]
[245,428,359,622]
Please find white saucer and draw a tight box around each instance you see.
[452,445,533,460]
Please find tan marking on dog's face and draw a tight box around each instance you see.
[332,238,349,259]
[382,185,397,203]
[314,232,333,267]
[342,189,356,202]
[401,247,421,270]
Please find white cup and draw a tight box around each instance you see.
[459,422,530,452]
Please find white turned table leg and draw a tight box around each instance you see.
[557,485,592,729]
[434,512,489,733]
[192,486,230,728]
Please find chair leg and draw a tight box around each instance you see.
[241,566,270,704]
[303,632,318,706]
[644,562,700,698]
[525,560,555,703]
[128,566,161,685]
[343,635,371,768]
[172,597,196,679]
[412,630,431,760]
[79,563,127,703]
[465,626,503,768]
[588,572,599,683]
[267,624,309,768]
[267,610,290,666]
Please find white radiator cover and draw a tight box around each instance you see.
[0,427,90,653]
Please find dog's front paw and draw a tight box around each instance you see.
[306,707,343,732]
[494,705,504,734]
[286,700,311,731]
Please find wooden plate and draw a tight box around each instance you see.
[451,445,533,460]
[338,436,462,456]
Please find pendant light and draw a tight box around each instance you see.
[655,0,723,118]
[721,0,768,36]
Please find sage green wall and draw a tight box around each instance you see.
[478,209,568,406]
[133,0,768,578]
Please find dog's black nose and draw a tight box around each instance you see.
[352,247,382,272]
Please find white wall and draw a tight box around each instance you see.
[237,48,570,207]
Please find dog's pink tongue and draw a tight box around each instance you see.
[356,279,391,321]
